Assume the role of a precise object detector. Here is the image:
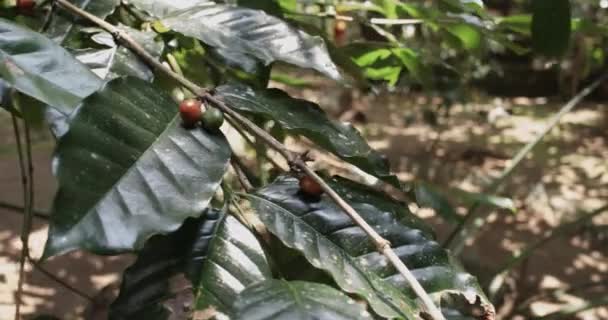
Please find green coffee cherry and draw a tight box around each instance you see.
[201,107,224,132]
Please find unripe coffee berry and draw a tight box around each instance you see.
[179,98,202,128]
[201,107,224,132]
[299,175,324,196]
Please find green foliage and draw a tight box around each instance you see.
[0,18,101,115]
[531,0,572,57]
[43,77,231,256]
[216,84,399,187]
[10,0,595,318]
[233,280,369,320]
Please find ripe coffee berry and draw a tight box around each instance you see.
[299,175,324,196]
[179,98,203,128]
[17,0,35,13]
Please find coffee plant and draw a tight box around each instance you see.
[0,0,587,319]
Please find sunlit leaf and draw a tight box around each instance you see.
[156,3,342,80]
[0,18,102,115]
[46,0,120,45]
[111,210,271,320]
[43,77,231,257]
[233,280,368,320]
[248,175,495,318]
[216,84,400,187]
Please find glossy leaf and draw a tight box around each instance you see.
[157,3,342,80]
[216,84,399,187]
[43,77,231,257]
[0,18,102,115]
[248,175,495,318]
[531,0,571,57]
[233,280,368,320]
[111,210,271,320]
[128,0,212,18]
[192,213,273,314]
[245,183,418,319]
[46,0,120,45]
[75,26,164,81]
[110,212,222,320]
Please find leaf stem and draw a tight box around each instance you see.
[444,73,608,255]
[53,1,447,318]
[230,157,254,192]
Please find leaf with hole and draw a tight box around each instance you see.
[216,84,399,187]
[247,175,495,318]
[43,77,231,257]
[232,280,369,320]
[0,18,102,115]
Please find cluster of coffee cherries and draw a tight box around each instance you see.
[179,98,224,132]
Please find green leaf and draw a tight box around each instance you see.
[445,23,482,51]
[75,25,164,81]
[451,188,516,213]
[497,14,532,36]
[248,175,495,318]
[192,212,273,315]
[127,0,212,18]
[414,183,462,224]
[233,280,369,320]
[0,18,102,115]
[110,213,221,320]
[245,181,418,319]
[216,84,399,187]
[43,77,231,257]
[111,210,271,320]
[156,4,342,81]
[45,0,120,45]
[531,0,571,57]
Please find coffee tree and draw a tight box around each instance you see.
[0,0,581,319]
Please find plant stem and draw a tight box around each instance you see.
[230,157,253,192]
[11,112,28,320]
[0,201,49,220]
[444,73,608,255]
[53,1,447,318]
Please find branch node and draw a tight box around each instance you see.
[376,239,392,252]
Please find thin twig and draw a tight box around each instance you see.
[53,1,446,318]
[11,112,28,320]
[0,201,49,220]
[230,157,254,192]
[444,73,608,255]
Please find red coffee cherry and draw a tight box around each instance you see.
[17,0,35,13]
[179,98,203,128]
[299,175,324,196]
